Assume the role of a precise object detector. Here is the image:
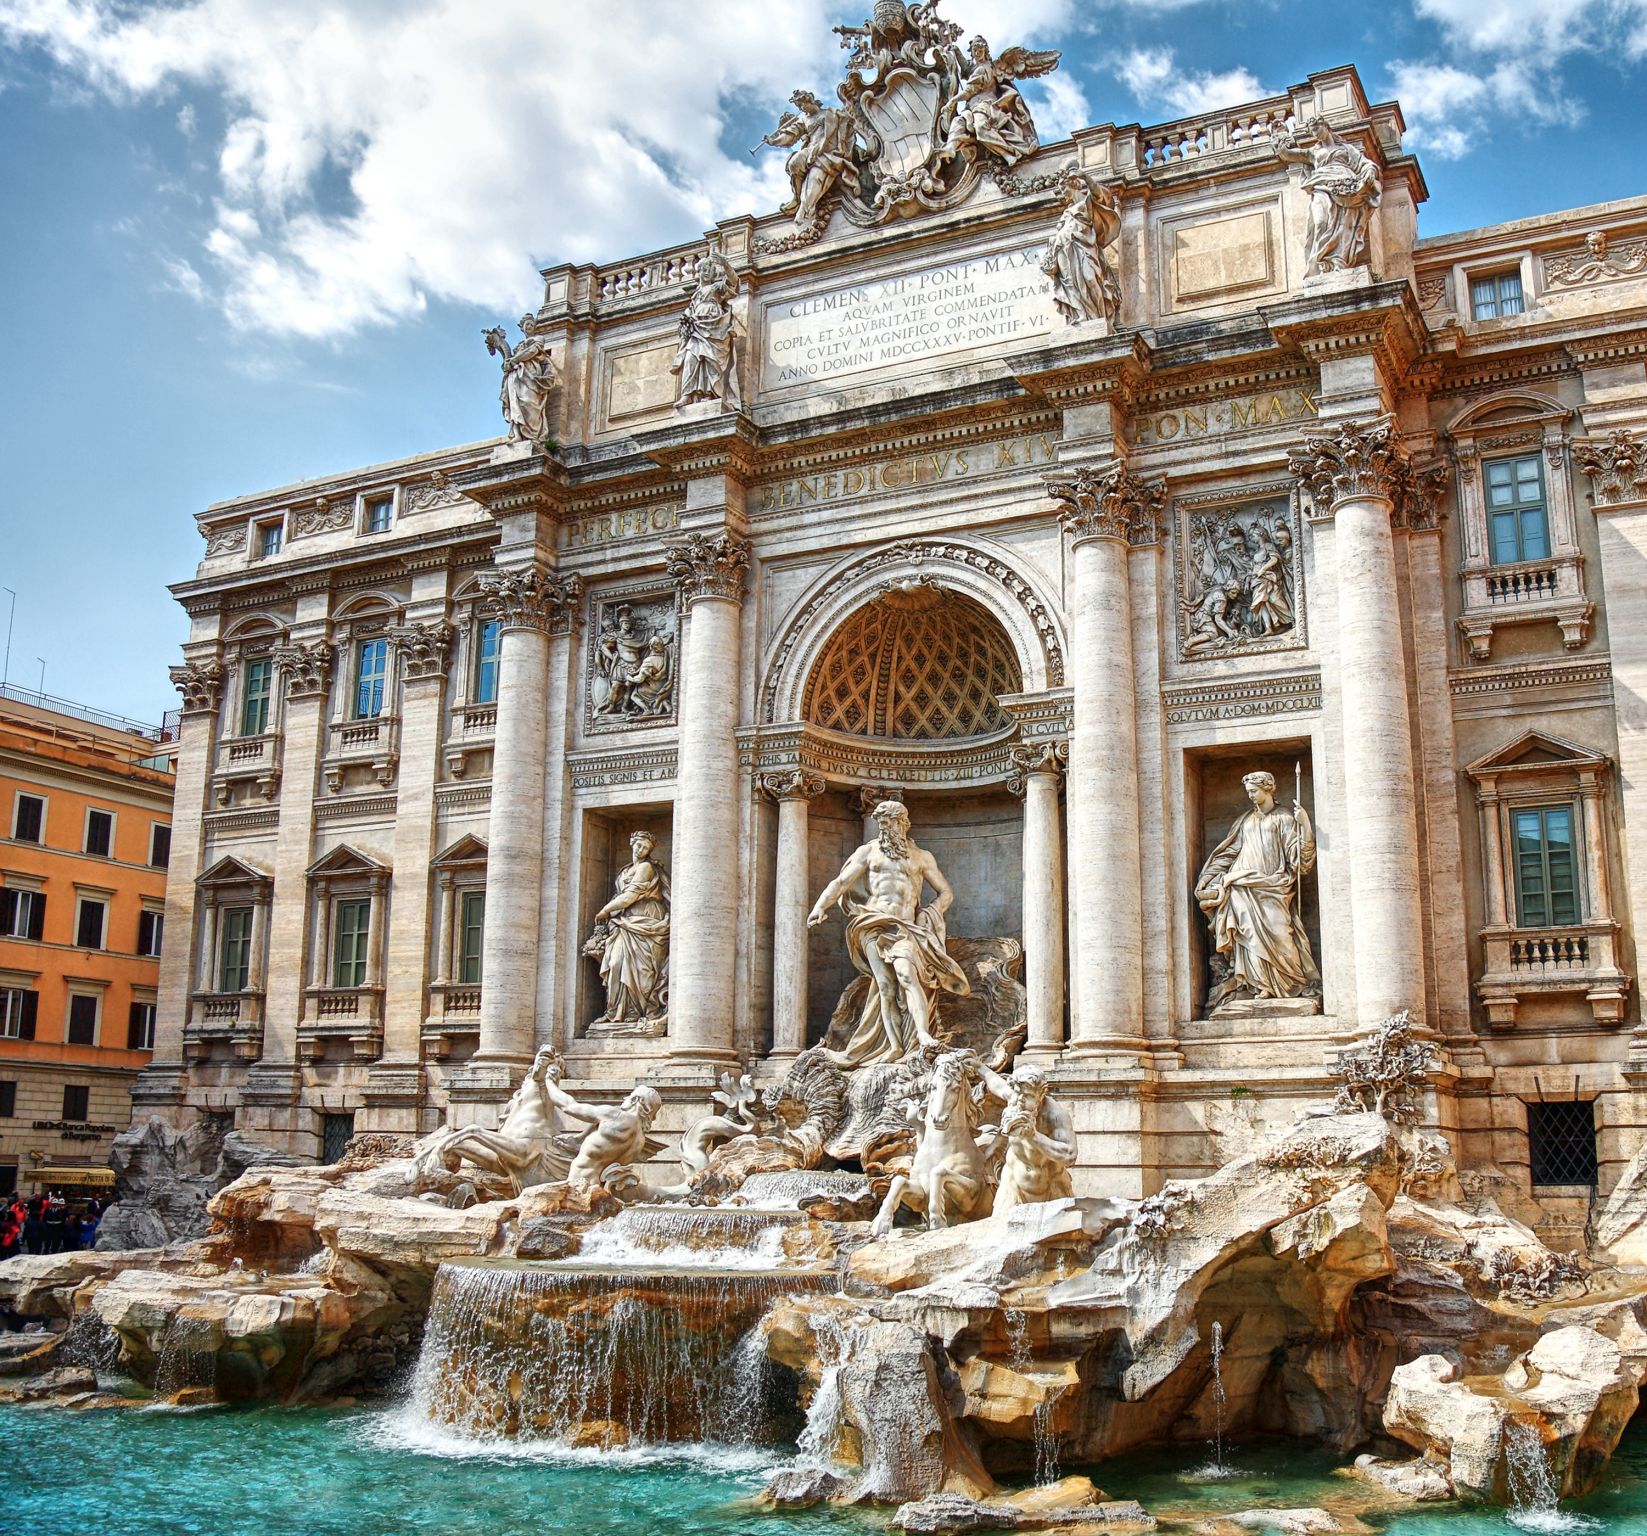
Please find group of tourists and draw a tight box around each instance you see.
[0,1192,107,1260]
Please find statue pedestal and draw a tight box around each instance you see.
[1207,996,1323,1020]
[1301,266,1375,296]
[488,438,536,464]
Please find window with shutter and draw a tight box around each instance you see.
[67,994,98,1045]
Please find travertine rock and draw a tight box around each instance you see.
[1595,1144,1647,1266]
[1384,1325,1645,1500]
[1350,1454,1453,1501]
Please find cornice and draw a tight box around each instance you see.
[631,410,761,482]
[449,450,570,523]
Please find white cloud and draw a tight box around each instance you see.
[0,0,853,337]
[1385,46,1586,161]
[1115,47,1269,119]
[1410,0,1644,59]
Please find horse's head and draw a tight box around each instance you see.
[927,1049,980,1131]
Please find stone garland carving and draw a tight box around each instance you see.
[1575,429,1647,507]
[582,830,670,1038]
[1194,767,1320,1017]
[1040,163,1121,327]
[1331,1009,1440,1123]
[1178,497,1303,660]
[290,498,352,539]
[480,566,584,636]
[170,661,225,714]
[203,524,246,558]
[272,641,335,700]
[1415,274,1447,311]
[404,470,466,514]
[673,234,741,410]
[1545,230,1647,288]
[483,316,557,445]
[1045,461,1167,545]
[1272,116,1382,277]
[753,1,1059,249]
[760,538,1065,724]
[587,592,678,729]
[1004,739,1065,796]
[807,800,969,1067]
[664,531,751,605]
[388,621,454,682]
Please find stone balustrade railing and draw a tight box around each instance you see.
[593,245,705,306]
[1140,102,1293,168]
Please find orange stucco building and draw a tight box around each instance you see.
[0,689,176,1195]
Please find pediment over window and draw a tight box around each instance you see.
[433,834,488,869]
[1466,730,1610,782]
[305,843,390,879]
[198,854,273,891]
[1447,391,1570,436]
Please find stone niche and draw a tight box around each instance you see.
[574,805,674,1039]
[1184,741,1320,1021]
[800,786,1024,1049]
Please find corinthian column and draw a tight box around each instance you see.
[133,659,225,1114]
[1047,462,1164,1058]
[471,565,582,1080]
[1290,418,1426,1026]
[760,768,825,1059]
[1009,741,1067,1054]
[664,532,751,1065]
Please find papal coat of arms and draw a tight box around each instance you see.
[758,0,1059,244]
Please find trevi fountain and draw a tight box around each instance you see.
[12,5,1647,1536]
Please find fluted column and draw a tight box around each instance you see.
[260,639,334,1072]
[665,532,751,1064]
[1291,418,1426,1026]
[1047,462,1164,1057]
[1009,741,1067,1054]
[472,565,582,1074]
[761,769,825,1059]
[132,659,225,1113]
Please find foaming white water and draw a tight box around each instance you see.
[361,1402,788,1478]
[1504,1419,1600,1534]
[575,1219,792,1271]
[1506,1510,1603,1534]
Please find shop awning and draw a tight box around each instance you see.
[30,1166,116,1188]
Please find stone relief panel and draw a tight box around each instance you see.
[585,584,680,733]
[1175,488,1306,662]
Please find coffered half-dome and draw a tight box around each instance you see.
[804,583,1021,740]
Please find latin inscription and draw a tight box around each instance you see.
[765,246,1058,389]
[566,503,682,550]
[1129,386,1318,448]
[758,431,1058,514]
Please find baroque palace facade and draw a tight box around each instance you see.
[137,28,1647,1228]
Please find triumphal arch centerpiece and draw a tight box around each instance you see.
[142,2,1647,1235]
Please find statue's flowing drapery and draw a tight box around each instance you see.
[1196,808,1318,1003]
[831,901,971,1066]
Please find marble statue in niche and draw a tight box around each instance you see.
[808,800,971,1067]
[1272,116,1382,277]
[1040,162,1121,326]
[583,831,670,1037]
[483,316,556,445]
[1195,769,1321,1016]
[673,234,741,409]
[589,595,677,727]
[1179,499,1301,659]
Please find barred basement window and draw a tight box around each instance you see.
[1527,1099,1598,1187]
[321,1113,355,1165]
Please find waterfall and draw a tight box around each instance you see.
[1208,1319,1227,1472]
[574,1206,801,1270]
[408,1260,825,1449]
[151,1313,218,1399]
[1004,1308,1060,1486]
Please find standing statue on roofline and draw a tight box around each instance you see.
[483,316,556,445]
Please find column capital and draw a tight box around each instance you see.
[272,640,335,699]
[1288,415,1444,529]
[169,660,225,715]
[1045,461,1166,546]
[1006,739,1067,796]
[1576,429,1647,510]
[665,531,752,606]
[852,784,902,817]
[759,768,825,804]
[388,619,455,681]
[480,564,584,635]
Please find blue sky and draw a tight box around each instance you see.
[2,0,1644,723]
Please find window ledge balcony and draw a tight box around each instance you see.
[422,983,482,1057]
[443,703,496,777]
[1476,921,1629,1027]
[211,731,283,804]
[1458,555,1592,660]
[323,714,400,791]
[299,985,385,1061]
[184,990,265,1061]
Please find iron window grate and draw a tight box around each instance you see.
[1527,1099,1598,1187]
[321,1113,355,1166]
